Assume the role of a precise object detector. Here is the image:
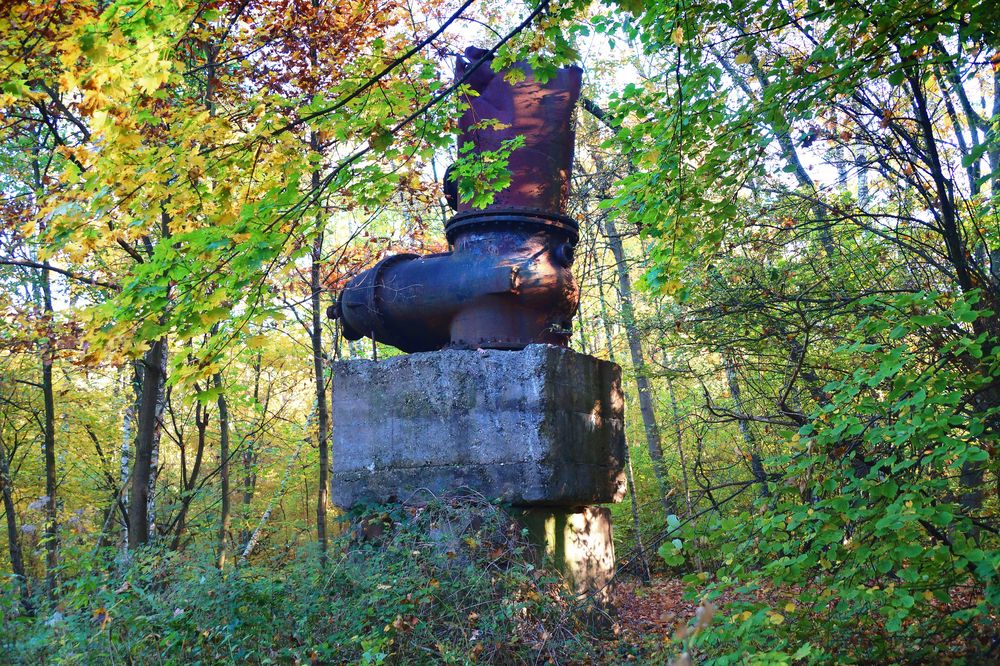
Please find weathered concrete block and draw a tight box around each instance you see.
[331,345,626,508]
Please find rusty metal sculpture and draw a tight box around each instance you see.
[329,47,582,353]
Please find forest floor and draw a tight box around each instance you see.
[608,577,722,661]
[614,577,700,640]
[610,574,996,660]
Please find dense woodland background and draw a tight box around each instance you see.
[1,0,998,662]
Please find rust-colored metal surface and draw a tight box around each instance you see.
[330,48,582,353]
[449,46,582,215]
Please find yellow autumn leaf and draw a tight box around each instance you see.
[199,306,230,327]
[735,52,751,65]
[245,335,268,350]
[767,611,785,625]
[58,70,80,92]
[640,148,662,166]
[115,130,142,149]
[662,278,683,295]
[671,27,684,46]
[138,72,169,94]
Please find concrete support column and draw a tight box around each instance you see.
[514,506,616,603]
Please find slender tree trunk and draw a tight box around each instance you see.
[40,262,58,597]
[723,355,770,498]
[663,372,703,568]
[83,423,127,554]
[239,438,307,566]
[664,374,693,515]
[598,275,650,583]
[908,70,998,517]
[168,400,207,551]
[240,353,262,548]
[834,140,848,189]
[120,364,139,554]
[215,372,231,568]
[575,306,591,356]
[307,0,329,563]
[603,214,673,519]
[0,439,31,612]
[311,199,329,562]
[303,473,311,528]
[856,151,869,206]
[148,343,167,542]
[27,130,58,596]
[128,338,166,549]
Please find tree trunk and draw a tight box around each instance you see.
[664,374,694,514]
[663,372,703,568]
[148,343,167,542]
[239,438,307,567]
[168,399,207,551]
[598,275,650,583]
[311,213,329,562]
[307,3,329,562]
[603,214,673,519]
[40,261,58,598]
[240,352,262,548]
[128,338,166,549]
[908,70,998,517]
[0,439,31,612]
[723,355,770,498]
[120,363,140,554]
[215,372,231,568]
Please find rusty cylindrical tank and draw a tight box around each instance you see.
[330,48,583,353]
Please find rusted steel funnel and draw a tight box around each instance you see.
[330,49,582,353]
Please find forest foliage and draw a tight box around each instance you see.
[1,0,999,663]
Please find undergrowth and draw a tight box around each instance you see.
[1,495,604,665]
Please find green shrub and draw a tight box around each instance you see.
[663,292,999,664]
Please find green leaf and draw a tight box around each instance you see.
[961,142,989,167]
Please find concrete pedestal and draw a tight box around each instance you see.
[330,344,623,601]
[330,345,625,507]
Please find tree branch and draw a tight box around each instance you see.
[0,259,118,290]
